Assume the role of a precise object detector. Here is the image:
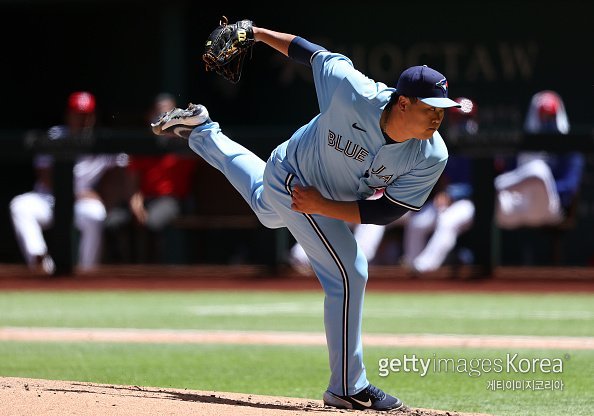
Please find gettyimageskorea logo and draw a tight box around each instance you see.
[378,353,567,391]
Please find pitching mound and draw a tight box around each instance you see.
[1,377,490,416]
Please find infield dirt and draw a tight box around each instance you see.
[1,377,491,416]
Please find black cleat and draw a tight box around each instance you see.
[323,384,404,411]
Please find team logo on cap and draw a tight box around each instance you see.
[435,78,448,94]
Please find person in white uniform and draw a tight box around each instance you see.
[403,97,477,274]
[10,91,126,274]
[494,90,584,229]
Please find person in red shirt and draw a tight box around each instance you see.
[126,153,196,233]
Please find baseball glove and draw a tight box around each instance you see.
[202,16,255,84]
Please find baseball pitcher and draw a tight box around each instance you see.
[152,19,460,411]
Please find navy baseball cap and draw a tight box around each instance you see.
[396,65,461,108]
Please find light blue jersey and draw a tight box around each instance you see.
[282,51,448,210]
[188,49,450,401]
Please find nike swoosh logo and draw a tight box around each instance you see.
[352,122,367,132]
[351,398,372,408]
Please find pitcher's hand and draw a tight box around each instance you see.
[291,185,326,214]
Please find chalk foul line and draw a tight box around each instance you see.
[1,327,593,350]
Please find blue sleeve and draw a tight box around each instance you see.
[310,52,355,113]
[287,37,326,67]
[442,156,473,200]
[312,50,389,115]
[358,197,411,225]
[554,153,585,208]
[446,183,473,201]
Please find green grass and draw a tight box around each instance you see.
[1,290,593,415]
[0,342,591,416]
[1,291,593,336]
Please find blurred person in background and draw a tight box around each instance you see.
[494,90,585,229]
[402,97,477,275]
[104,93,198,264]
[10,91,127,274]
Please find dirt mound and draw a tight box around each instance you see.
[0,377,490,416]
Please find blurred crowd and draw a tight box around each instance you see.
[7,89,588,275]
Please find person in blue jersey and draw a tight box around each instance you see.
[152,24,460,411]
